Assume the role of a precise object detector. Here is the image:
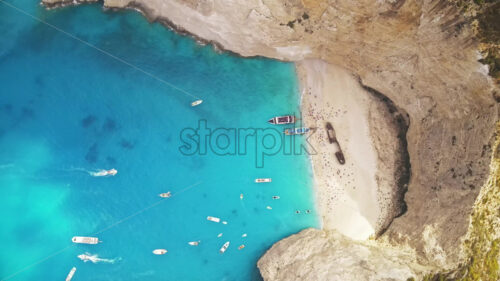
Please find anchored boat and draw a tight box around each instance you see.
[255,178,272,183]
[72,236,99,244]
[188,241,200,246]
[159,192,171,198]
[284,127,310,135]
[65,267,76,281]
[153,249,167,255]
[207,216,221,223]
[219,241,230,254]
[191,100,203,107]
[268,115,295,125]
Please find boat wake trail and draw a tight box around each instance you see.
[78,253,121,264]
[88,168,117,177]
[60,167,117,177]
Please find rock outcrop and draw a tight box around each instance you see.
[42,0,500,278]
[257,228,430,281]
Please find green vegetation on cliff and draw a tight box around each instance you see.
[453,0,500,82]
[421,122,500,280]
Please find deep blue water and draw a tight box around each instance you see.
[0,1,318,280]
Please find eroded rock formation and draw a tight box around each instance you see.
[257,228,430,281]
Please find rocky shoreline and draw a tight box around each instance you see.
[40,0,499,279]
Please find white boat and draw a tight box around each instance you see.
[272,196,280,200]
[266,206,272,210]
[240,193,243,200]
[90,169,117,177]
[72,236,99,244]
[159,192,171,198]
[207,216,221,223]
[219,241,230,254]
[153,249,167,255]
[238,245,245,250]
[191,100,203,107]
[222,221,228,225]
[255,178,272,183]
[65,267,76,281]
[188,241,200,246]
[242,233,247,238]
[217,233,223,238]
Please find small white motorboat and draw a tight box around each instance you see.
[159,192,171,198]
[217,233,223,238]
[219,242,230,254]
[90,169,117,177]
[207,216,221,223]
[266,206,272,210]
[72,236,99,244]
[153,249,167,255]
[65,267,76,281]
[238,245,245,250]
[240,193,243,200]
[222,221,228,225]
[272,196,280,200]
[191,100,203,107]
[188,241,200,246]
[255,178,272,183]
[242,233,247,238]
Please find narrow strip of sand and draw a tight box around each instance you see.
[297,59,380,240]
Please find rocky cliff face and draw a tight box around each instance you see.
[257,228,431,281]
[42,0,499,278]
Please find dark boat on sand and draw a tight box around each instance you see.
[268,115,295,125]
[325,122,337,143]
[325,122,346,165]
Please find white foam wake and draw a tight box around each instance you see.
[78,253,121,264]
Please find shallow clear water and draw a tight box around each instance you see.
[0,1,318,280]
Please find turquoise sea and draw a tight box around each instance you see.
[0,1,318,280]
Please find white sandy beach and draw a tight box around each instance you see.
[297,60,380,240]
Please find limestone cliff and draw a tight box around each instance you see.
[42,0,500,279]
[257,228,430,281]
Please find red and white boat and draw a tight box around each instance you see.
[268,115,295,125]
[207,216,221,223]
